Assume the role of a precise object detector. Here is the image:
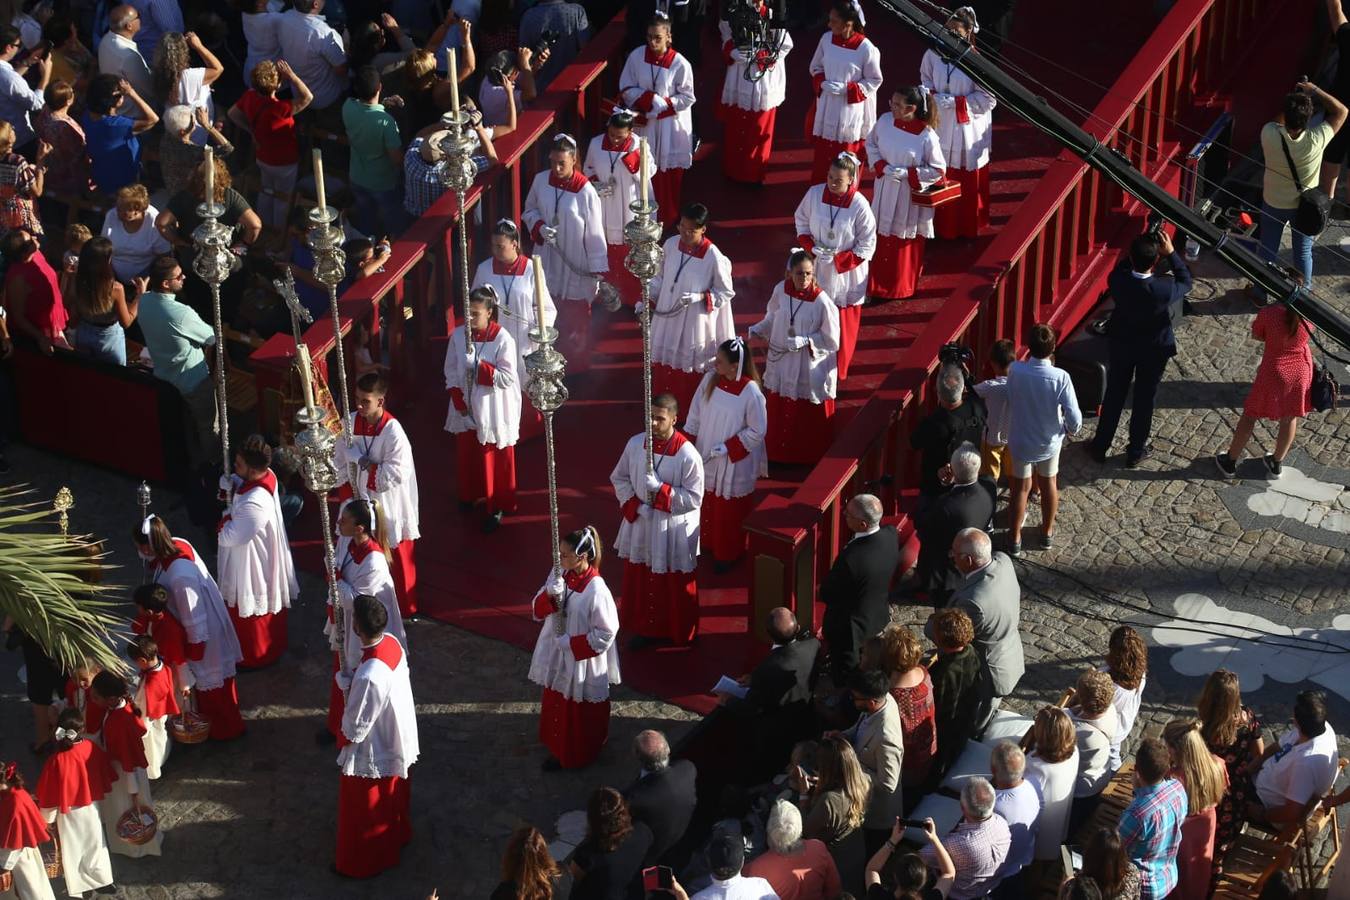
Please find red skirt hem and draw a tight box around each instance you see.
[869,234,926,300]
[764,392,835,464]
[389,539,418,618]
[607,243,643,307]
[228,604,288,668]
[722,106,778,184]
[701,492,755,562]
[837,304,863,381]
[620,561,699,644]
[455,434,518,515]
[652,169,685,227]
[336,773,411,877]
[197,677,245,740]
[539,687,610,769]
[934,165,990,239]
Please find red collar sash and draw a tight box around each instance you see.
[650,430,689,457]
[492,255,528,276]
[895,116,927,135]
[644,46,676,67]
[717,376,751,395]
[348,538,383,565]
[678,237,712,259]
[822,186,856,208]
[563,566,598,592]
[354,410,393,438]
[238,468,278,495]
[601,135,634,153]
[785,280,822,301]
[831,31,865,49]
[151,538,195,574]
[471,321,503,343]
[548,169,589,192]
[361,633,404,670]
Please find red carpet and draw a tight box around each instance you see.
[299,2,1160,713]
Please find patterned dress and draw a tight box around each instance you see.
[891,670,937,787]
[1208,707,1262,862]
[1243,305,1313,420]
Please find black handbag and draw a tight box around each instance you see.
[1300,319,1340,412]
[1280,133,1332,237]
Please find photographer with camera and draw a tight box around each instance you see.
[477,46,549,128]
[718,0,793,186]
[519,0,590,90]
[1086,224,1192,470]
[908,353,986,503]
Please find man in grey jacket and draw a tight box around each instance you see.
[930,528,1024,731]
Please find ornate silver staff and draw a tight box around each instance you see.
[192,147,240,480]
[437,102,480,424]
[524,256,571,635]
[624,138,664,474]
[273,268,314,346]
[294,397,347,673]
[136,482,151,520]
[307,151,361,496]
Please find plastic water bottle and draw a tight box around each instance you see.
[1184,237,1200,262]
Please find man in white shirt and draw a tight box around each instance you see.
[1252,690,1339,826]
[691,833,779,899]
[276,0,348,127]
[0,25,48,153]
[98,6,155,115]
[990,741,1039,894]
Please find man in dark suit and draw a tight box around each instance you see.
[914,441,996,603]
[821,494,900,682]
[910,365,988,501]
[1088,228,1192,468]
[624,729,697,866]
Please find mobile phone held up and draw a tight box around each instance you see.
[642,865,674,890]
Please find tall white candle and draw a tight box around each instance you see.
[639,138,649,208]
[296,345,316,411]
[203,146,214,207]
[532,255,546,335]
[313,148,327,211]
[448,48,460,116]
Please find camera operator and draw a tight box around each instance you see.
[519,0,590,90]
[476,45,549,128]
[909,352,987,504]
[1087,224,1192,470]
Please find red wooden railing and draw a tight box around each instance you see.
[741,0,1281,639]
[249,14,632,430]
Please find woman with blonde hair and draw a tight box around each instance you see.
[152,31,224,136]
[878,623,936,787]
[101,183,170,282]
[71,235,145,365]
[228,60,311,229]
[1021,706,1080,861]
[1103,625,1148,774]
[796,733,870,895]
[1163,718,1228,897]
[157,157,263,252]
[1196,669,1263,858]
[0,120,45,236]
[492,825,561,899]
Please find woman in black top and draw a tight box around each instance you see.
[569,787,653,900]
[490,825,561,900]
[928,607,985,781]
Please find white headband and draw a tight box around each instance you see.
[479,283,499,298]
[836,150,860,166]
[788,246,806,267]
[55,727,78,741]
[955,6,980,32]
[553,133,577,149]
[140,515,154,536]
[610,106,637,119]
[729,336,746,380]
[574,528,595,559]
[496,217,517,228]
[850,0,866,28]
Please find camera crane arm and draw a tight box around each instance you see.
[877,0,1350,352]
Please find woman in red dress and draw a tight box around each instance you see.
[1215,303,1314,479]
[879,624,936,789]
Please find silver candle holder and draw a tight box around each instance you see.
[294,402,346,669]
[305,205,360,493]
[192,197,240,479]
[526,311,569,634]
[624,199,664,473]
[438,110,480,394]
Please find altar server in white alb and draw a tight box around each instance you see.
[611,394,704,648]
[522,134,608,365]
[334,594,419,879]
[0,761,57,900]
[718,2,793,184]
[37,708,116,898]
[583,109,653,307]
[90,672,162,858]
[334,371,422,619]
[134,516,245,741]
[750,249,841,465]
[528,526,621,771]
[619,13,695,227]
[808,0,882,185]
[794,151,876,380]
[645,202,735,413]
[326,499,408,742]
[217,434,298,668]
[686,337,767,571]
[866,86,947,301]
[919,6,995,239]
[444,286,521,533]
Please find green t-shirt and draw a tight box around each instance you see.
[137,291,216,394]
[342,98,402,192]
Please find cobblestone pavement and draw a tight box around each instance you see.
[4,234,1350,897]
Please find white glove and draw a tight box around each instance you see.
[644,472,663,493]
[219,473,236,494]
[538,225,558,244]
[594,180,614,198]
[334,671,353,692]
[730,47,748,63]
[889,165,908,184]
[821,80,846,96]
[680,291,702,307]
[936,92,956,109]
[814,246,834,263]
[636,502,652,518]
[709,443,728,459]
[557,632,575,654]
[649,94,668,113]
[547,566,566,596]
[789,335,810,351]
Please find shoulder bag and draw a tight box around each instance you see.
[1279,132,1331,237]
[1300,318,1339,412]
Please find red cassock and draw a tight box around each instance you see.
[868,234,926,300]
[63,680,106,737]
[219,469,297,668]
[0,785,50,848]
[35,741,115,816]
[137,665,180,719]
[101,704,150,773]
[132,609,188,668]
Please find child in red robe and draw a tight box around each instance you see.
[132,583,194,699]
[62,659,106,740]
[35,708,116,897]
[128,635,179,780]
[91,672,162,857]
[0,759,55,900]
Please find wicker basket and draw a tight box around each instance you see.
[170,711,211,744]
[116,806,159,845]
[0,868,12,891]
[42,836,60,878]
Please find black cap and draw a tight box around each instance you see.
[707,833,744,876]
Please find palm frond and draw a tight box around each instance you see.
[0,488,128,675]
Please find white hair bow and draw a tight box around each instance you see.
[730,336,746,380]
[55,727,78,742]
[850,0,866,28]
[836,150,860,166]
[140,515,154,536]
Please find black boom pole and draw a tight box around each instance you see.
[879,0,1350,351]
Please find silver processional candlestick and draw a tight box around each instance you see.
[295,400,347,675]
[438,108,480,424]
[623,160,664,476]
[192,148,240,482]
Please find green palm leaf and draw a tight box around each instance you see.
[0,487,127,675]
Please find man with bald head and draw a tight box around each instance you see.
[98,5,155,114]
[821,493,899,681]
[927,527,1023,729]
[624,728,697,867]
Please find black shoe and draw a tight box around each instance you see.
[1085,444,1107,464]
[1124,445,1153,469]
[1214,451,1238,478]
[314,728,336,746]
[1007,539,1023,558]
[541,755,563,772]
[1263,454,1283,478]
[95,886,119,895]
[481,510,503,533]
